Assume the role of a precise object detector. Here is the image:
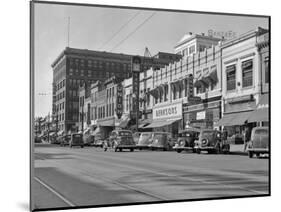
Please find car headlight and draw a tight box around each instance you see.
[201,139,208,145]
[180,140,185,146]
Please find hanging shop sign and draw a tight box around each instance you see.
[153,102,182,120]
[131,56,141,116]
[116,83,123,119]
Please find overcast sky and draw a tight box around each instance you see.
[34,2,269,117]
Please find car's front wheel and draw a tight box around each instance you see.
[130,148,134,152]
[248,151,253,158]
[176,149,182,153]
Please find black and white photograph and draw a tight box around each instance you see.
[30,1,270,211]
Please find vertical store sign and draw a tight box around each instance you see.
[188,74,194,98]
[116,83,123,119]
[131,56,141,116]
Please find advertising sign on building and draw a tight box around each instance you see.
[131,56,141,116]
[116,83,123,119]
[196,111,206,120]
[153,103,182,120]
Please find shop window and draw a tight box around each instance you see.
[265,57,269,83]
[226,64,236,91]
[242,59,253,88]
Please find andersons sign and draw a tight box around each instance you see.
[153,103,182,120]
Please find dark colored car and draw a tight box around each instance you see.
[69,133,84,148]
[34,136,42,143]
[60,135,71,146]
[109,130,136,152]
[194,129,230,154]
[148,132,174,151]
[93,134,104,148]
[247,127,269,158]
[136,132,153,150]
[173,129,200,153]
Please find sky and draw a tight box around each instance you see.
[34,2,269,117]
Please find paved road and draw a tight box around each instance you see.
[32,144,269,210]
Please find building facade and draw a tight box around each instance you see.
[217,27,269,141]
[51,47,181,134]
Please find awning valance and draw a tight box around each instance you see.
[216,111,252,126]
[144,118,181,128]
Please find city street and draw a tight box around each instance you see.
[33,144,269,210]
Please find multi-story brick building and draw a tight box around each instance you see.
[51,47,181,133]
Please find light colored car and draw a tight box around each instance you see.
[148,132,174,151]
[136,132,153,150]
[247,127,269,158]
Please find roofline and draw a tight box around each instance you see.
[221,27,268,49]
[174,34,221,49]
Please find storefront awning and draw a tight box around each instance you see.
[248,94,269,123]
[144,118,181,128]
[216,111,252,126]
[91,127,101,136]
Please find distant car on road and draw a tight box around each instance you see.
[83,133,95,146]
[109,130,136,152]
[60,134,71,146]
[148,132,174,151]
[92,134,104,148]
[136,132,153,150]
[194,129,230,154]
[247,127,269,158]
[173,129,200,153]
[69,133,84,148]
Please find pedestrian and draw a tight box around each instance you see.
[103,139,108,151]
[244,126,251,152]
[222,127,228,142]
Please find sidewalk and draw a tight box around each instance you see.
[229,144,248,156]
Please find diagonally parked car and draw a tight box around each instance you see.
[109,130,136,152]
[173,129,200,153]
[136,132,153,150]
[148,132,174,151]
[60,134,71,146]
[194,129,230,154]
[247,127,269,158]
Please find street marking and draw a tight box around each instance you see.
[34,177,75,207]
[82,171,170,201]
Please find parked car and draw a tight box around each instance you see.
[109,130,136,152]
[34,136,42,143]
[247,127,269,158]
[69,133,84,148]
[83,133,95,146]
[194,129,230,154]
[173,129,200,153]
[136,132,153,150]
[148,132,174,151]
[93,134,104,148]
[133,132,141,144]
[60,134,71,146]
[56,135,64,145]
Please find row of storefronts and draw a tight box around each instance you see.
[72,27,269,141]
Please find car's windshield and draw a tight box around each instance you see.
[139,133,152,143]
[201,131,214,138]
[255,129,268,135]
[118,131,132,136]
[153,133,165,144]
[178,132,193,137]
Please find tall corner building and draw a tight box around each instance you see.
[51,47,181,133]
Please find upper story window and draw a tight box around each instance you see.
[226,64,236,91]
[242,59,253,88]
[189,45,195,55]
[265,57,269,83]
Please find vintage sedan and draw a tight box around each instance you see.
[110,130,136,152]
[148,132,174,151]
[247,127,269,158]
[60,134,71,146]
[194,129,230,154]
[69,133,84,148]
[136,132,153,150]
[173,129,200,153]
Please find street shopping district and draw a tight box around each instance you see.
[35,27,269,158]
